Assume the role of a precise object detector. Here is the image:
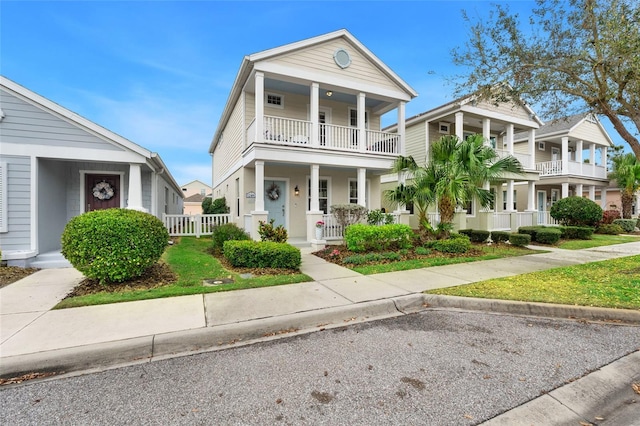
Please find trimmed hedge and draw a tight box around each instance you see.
[432,235,471,253]
[212,223,250,253]
[223,240,301,269]
[560,226,594,240]
[344,223,413,253]
[535,228,562,244]
[509,233,531,247]
[459,229,490,243]
[612,219,637,233]
[596,224,624,235]
[518,226,542,240]
[490,231,510,243]
[61,208,169,284]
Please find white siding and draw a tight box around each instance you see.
[405,122,426,165]
[214,96,244,184]
[569,120,610,146]
[0,90,124,151]
[476,99,532,122]
[270,38,403,94]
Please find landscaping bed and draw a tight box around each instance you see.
[0,266,39,288]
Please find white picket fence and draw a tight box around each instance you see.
[163,214,231,237]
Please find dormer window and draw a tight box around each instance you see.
[266,93,284,108]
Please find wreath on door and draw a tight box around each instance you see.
[266,182,280,201]
[92,181,115,200]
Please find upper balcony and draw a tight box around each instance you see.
[247,115,400,155]
[535,159,607,179]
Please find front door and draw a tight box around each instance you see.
[264,180,286,228]
[86,174,120,211]
[537,191,546,223]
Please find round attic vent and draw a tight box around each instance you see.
[333,48,351,69]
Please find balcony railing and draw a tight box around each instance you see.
[496,150,532,169]
[536,160,607,178]
[247,116,399,154]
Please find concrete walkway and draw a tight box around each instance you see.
[1,241,639,423]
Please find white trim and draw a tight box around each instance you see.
[0,161,7,233]
[80,170,126,213]
[347,177,370,208]
[537,190,547,212]
[438,122,450,134]
[306,175,332,214]
[31,156,38,254]
[0,143,144,163]
[348,107,369,129]
[538,141,545,151]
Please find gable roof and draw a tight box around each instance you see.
[514,113,614,145]
[184,193,206,203]
[209,29,417,153]
[181,179,212,189]
[0,75,183,195]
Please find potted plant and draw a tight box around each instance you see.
[315,220,324,240]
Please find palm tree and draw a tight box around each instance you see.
[609,153,640,219]
[387,134,524,237]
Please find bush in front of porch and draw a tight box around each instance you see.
[549,196,603,227]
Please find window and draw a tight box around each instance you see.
[265,93,283,108]
[349,109,369,128]
[164,187,169,214]
[308,179,329,214]
[490,136,497,149]
[0,162,7,233]
[348,179,369,208]
[200,189,205,196]
[438,122,450,134]
[538,141,546,151]
[464,199,474,216]
[235,178,240,218]
[503,190,516,211]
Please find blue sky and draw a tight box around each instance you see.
[1,1,625,186]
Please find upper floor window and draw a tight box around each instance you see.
[349,108,369,128]
[266,93,284,109]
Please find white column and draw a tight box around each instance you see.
[561,182,569,199]
[482,118,491,146]
[588,185,596,201]
[357,167,366,207]
[454,112,464,139]
[310,164,320,212]
[561,137,569,174]
[506,123,514,154]
[600,187,607,209]
[528,129,536,169]
[575,183,583,198]
[601,146,608,167]
[527,181,536,211]
[506,180,515,211]
[310,83,319,147]
[127,163,146,211]
[254,161,265,212]
[590,143,596,165]
[358,92,366,152]
[255,72,264,142]
[397,101,406,156]
[576,140,583,175]
[496,186,504,212]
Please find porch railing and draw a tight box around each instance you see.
[536,160,563,176]
[319,212,400,240]
[537,211,560,226]
[247,116,398,155]
[496,150,532,169]
[163,214,231,237]
[492,212,512,230]
[515,212,534,228]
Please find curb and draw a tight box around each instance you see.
[422,294,640,324]
[0,298,406,379]
[2,294,638,380]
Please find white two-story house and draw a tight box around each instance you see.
[383,91,544,232]
[513,113,613,221]
[209,30,417,243]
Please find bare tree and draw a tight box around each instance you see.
[452,0,640,158]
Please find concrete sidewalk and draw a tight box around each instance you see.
[1,241,639,422]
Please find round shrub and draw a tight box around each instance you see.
[509,233,531,247]
[433,235,471,253]
[490,231,510,243]
[550,196,603,226]
[459,229,490,243]
[212,223,250,253]
[535,228,562,244]
[596,223,624,235]
[61,208,169,283]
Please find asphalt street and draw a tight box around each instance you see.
[2,309,639,425]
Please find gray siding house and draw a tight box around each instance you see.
[0,76,183,267]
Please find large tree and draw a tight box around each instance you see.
[387,135,524,237]
[452,0,640,159]
[609,152,640,218]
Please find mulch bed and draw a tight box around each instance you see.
[0,266,39,288]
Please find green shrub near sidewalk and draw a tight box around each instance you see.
[613,219,637,233]
[596,224,624,235]
[223,240,301,269]
[509,233,531,247]
[535,228,562,244]
[61,208,169,284]
[490,231,510,243]
[459,229,491,243]
[344,223,413,252]
[212,223,251,253]
[560,226,594,240]
[432,235,471,253]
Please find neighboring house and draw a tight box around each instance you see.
[600,182,640,217]
[0,76,184,267]
[208,30,417,242]
[513,113,613,217]
[382,90,543,231]
[180,179,212,215]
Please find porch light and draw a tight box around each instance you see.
[294,185,300,196]
[326,91,332,97]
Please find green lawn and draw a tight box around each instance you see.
[557,234,640,250]
[54,237,312,308]
[427,255,640,309]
